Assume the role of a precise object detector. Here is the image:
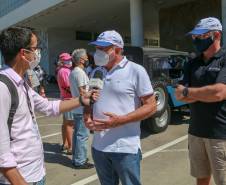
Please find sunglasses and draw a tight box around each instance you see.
[191,32,214,40]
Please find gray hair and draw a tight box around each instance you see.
[71,48,87,64]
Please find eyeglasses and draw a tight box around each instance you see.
[24,46,42,52]
[191,32,214,40]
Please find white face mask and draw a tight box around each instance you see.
[94,49,113,66]
[63,60,72,68]
[24,49,41,70]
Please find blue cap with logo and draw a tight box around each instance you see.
[89,30,124,48]
[187,17,222,35]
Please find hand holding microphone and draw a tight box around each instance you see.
[88,69,104,104]
[79,89,100,106]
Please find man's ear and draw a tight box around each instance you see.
[214,31,221,41]
[115,47,122,55]
[19,48,28,62]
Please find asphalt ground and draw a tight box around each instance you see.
[36,108,216,185]
[36,84,215,185]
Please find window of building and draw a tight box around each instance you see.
[76,31,92,41]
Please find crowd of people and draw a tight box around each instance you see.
[56,49,94,168]
[0,16,226,185]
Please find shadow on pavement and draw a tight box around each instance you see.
[43,142,74,168]
[45,83,60,99]
[140,107,190,139]
[170,108,190,125]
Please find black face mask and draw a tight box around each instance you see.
[192,36,214,53]
[83,60,89,68]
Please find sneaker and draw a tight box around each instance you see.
[60,145,68,152]
[73,161,94,169]
[66,149,72,155]
[72,158,89,165]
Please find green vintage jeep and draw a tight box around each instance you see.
[124,46,190,133]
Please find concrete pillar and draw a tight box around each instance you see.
[222,0,226,46]
[130,0,144,47]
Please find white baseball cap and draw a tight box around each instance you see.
[187,17,222,35]
[89,30,124,48]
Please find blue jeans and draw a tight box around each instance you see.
[92,147,142,185]
[0,176,45,185]
[32,176,45,185]
[72,114,89,166]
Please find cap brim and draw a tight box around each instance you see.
[60,57,72,61]
[89,41,113,47]
[186,29,210,35]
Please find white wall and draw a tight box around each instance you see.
[222,0,226,46]
[0,52,2,69]
[47,28,94,75]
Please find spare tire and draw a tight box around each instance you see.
[153,81,168,116]
[148,105,171,133]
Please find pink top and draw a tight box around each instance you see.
[0,67,60,184]
[57,66,72,100]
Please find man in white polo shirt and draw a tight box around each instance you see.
[85,30,157,185]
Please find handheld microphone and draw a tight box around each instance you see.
[89,69,104,90]
[88,69,104,105]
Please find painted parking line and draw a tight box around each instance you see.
[70,135,188,185]
[71,174,98,185]
[142,135,188,158]
[36,115,48,119]
[160,149,188,153]
[41,132,61,139]
[44,151,69,157]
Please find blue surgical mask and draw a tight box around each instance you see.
[192,36,214,53]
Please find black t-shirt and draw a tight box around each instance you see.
[182,48,226,139]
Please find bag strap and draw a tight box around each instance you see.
[0,74,19,140]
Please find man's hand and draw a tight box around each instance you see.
[81,89,99,106]
[175,84,185,100]
[84,117,95,130]
[93,112,124,129]
[84,117,105,131]
[175,85,197,103]
[84,112,123,131]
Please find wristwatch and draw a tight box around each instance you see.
[79,96,86,106]
[182,87,189,97]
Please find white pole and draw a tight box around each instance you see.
[222,0,226,46]
[130,0,144,47]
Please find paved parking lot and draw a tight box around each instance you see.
[36,108,217,185]
[34,85,217,185]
